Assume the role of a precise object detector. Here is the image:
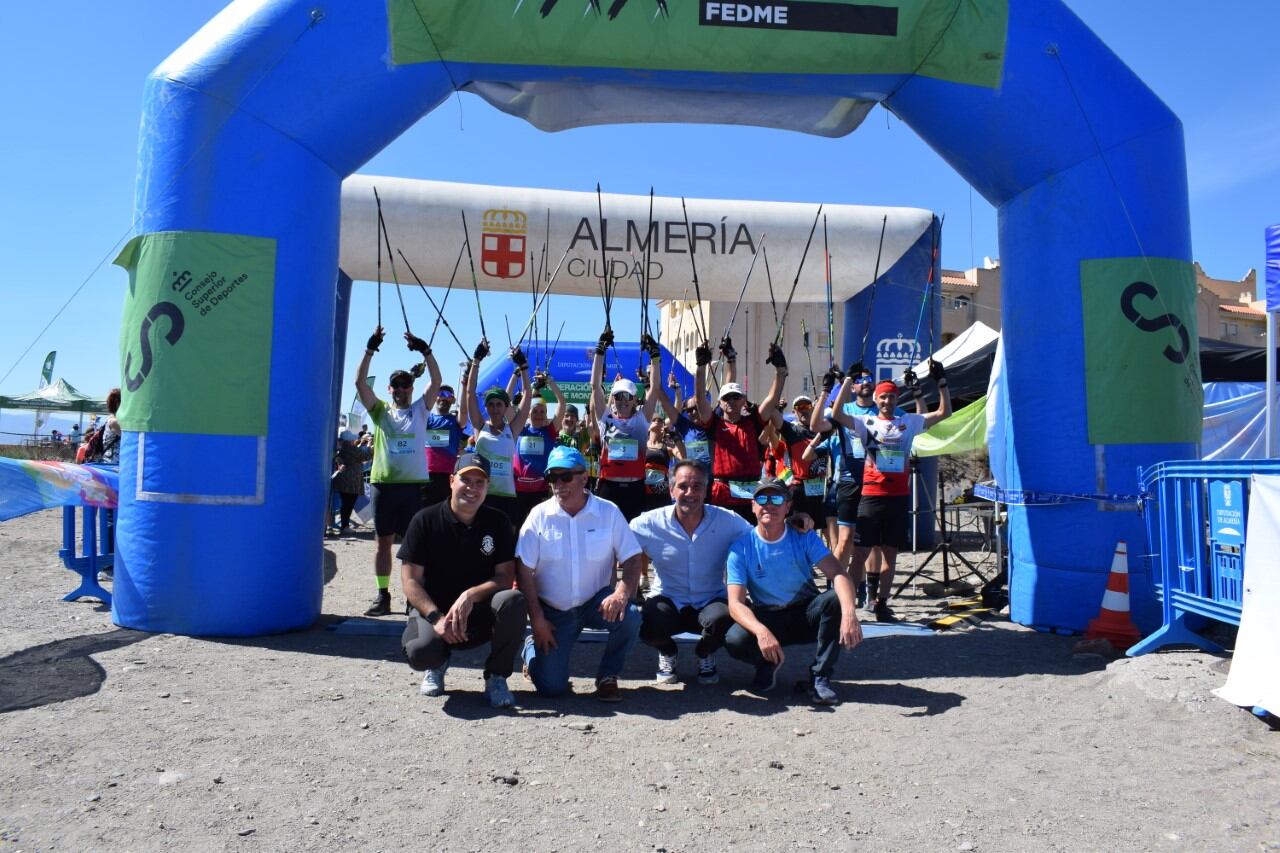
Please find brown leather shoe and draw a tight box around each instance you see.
[595,676,622,703]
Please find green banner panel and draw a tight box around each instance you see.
[114,231,276,436]
[1080,257,1201,445]
[915,394,987,457]
[389,0,1006,89]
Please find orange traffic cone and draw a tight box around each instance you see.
[1084,541,1141,651]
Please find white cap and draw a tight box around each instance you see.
[791,394,813,408]
[610,378,638,398]
[719,382,746,400]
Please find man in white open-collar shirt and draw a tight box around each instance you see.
[517,446,644,702]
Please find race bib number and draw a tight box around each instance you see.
[425,429,452,448]
[728,479,756,500]
[645,467,668,489]
[607,437,639,462]
[388,434,416,455]
[685,439,710,462]
[518,435,545,456]
[487,456,512,480]
[876,448,907,473]
[850,436,866,459]
[803,479,826,497]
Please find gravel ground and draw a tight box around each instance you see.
[1,508,1277,852]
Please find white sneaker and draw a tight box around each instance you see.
[419,667,446,697]
[655,652,679,684]
[485,675,515,709]
[696,654,720,685]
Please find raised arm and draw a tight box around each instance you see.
[642,339,673,422]
[590,328,611,429]
[755,343,789,422]
[829,375,857,429]
[921,360,953,430]
[354,326,384,412]
[693,342,714,425]
[405,332,442,410]
[544,372,568,434]
[507,348,533,434]
[465,344,487,433]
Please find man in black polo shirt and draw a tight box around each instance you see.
[398,452,527,708]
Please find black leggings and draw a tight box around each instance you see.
[337,492,359,528]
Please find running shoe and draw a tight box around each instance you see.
[485,675,515,708]
[750,662,779,693]
[696,654,720,685]
[364,590,391,617]
[873,599,899,623]
[419,666,447,697]
[809,675,839,705]
[595,676,623,703]
[655,652,679,684]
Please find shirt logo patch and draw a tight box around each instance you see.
[480,534,495,556]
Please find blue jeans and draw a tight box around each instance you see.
[522,586,641,697]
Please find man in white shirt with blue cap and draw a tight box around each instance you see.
[516,445,645,702]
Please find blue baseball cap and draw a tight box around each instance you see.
[545,445,588,473]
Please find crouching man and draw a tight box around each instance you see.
[724,478,862,705]
[518,446,645,702]
[400,452,527,708]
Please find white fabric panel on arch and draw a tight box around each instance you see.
[1213,473,1280,715]
[912,320,999,374]
[1202,382,1280,461]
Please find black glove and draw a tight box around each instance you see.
[903,368,919,389]
[640,333,660,360]
[695,343,712,367]
[595,327,615,355]
[928,358,946,384]
[405,332,429,355]
[366,327,385,353]
[719,336,737,361]
[408,362,426,378]
[821,368,838,393]
[473,339,490,361]
[511,347,529,370]
[765,343,787,369]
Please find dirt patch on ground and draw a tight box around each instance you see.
[1,509,1277,852]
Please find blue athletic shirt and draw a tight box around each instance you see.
[424,412,466,475]
[726,527,831,607]
[673,412,711,464]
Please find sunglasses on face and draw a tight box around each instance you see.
[437,394,455,402]
[754,493,787,506]
[613,393,634,403]
[391,382,413,390]
[722,394,744,403]
[545,470,580,484]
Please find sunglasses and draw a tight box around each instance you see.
[437,393,455,401]
[391,381,413,390]
[722,394,745,403]
[754,493,787,506]
[613,393,635,402]
[545,470,580,484]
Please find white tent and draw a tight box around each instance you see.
[911,320,1000,374]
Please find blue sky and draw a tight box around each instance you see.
[1,1,1277,407]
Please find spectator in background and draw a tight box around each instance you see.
[333,428,371,535]
[100,389,122,464]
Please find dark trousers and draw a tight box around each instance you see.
[401,589,527,678]
[423,472,452,507]
[724,589,843,678]
[337,492,359,528]
[640,596,732,657]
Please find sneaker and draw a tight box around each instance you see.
[419,667,447,697]
[809,675,839,705]
[696,654,720,685]
[655,652,679,684]
[750,662,779,693]
[595,676,622,703]
[364,590,391,617]
[873,600,899,623]
[485,675,515,709]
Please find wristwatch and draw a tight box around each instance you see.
[425,610,442,625]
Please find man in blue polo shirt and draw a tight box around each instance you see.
[630,459,752,685]
[724,477,862,705]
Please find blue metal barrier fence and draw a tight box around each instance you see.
[1127,459,1280,656]
[60,504,113,606]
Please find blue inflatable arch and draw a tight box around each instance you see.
[115,0,1197,635]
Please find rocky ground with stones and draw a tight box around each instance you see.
[1,508,1277,852]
